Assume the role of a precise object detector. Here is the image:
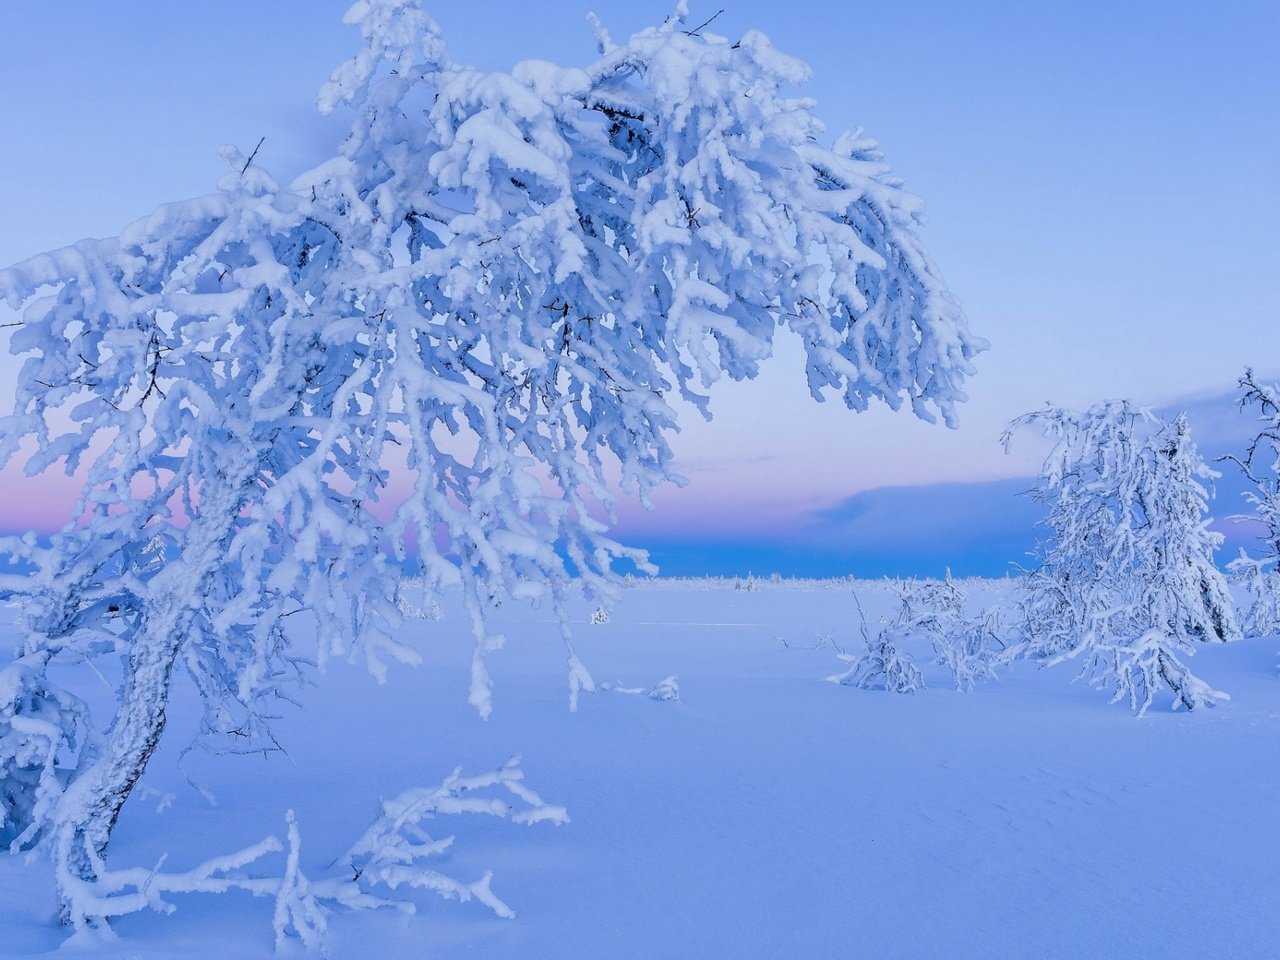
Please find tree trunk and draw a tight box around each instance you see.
[52,600,192,924]
[50,469,251,926]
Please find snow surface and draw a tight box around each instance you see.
[2,579,1278,958]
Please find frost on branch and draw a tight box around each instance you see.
[396,576,443,622]
[332,755,568,920]
[1221,370,1280,641]
[1007,402,1237,714]
[52,758,563,951]
[0,0,980,925]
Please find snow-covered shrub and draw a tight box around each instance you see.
[646,676,680,701]
[932,607,1017,692]
[590,606,610,626]
[837,576,1014,693]
[829,627,925,694]
[896,574,966,626]
[596,675,678,701]
[0,0,982,928]
[1007,402,1237,715]
[273,811,328,953]
[828,586,926,693]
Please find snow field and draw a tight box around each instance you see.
[3,580,1277,959]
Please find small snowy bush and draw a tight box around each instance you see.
[896,575,966,626]
[932,607,1017,692]
[830,576,1012,694]
[829,628,925,694]
[646,676,680,701]
[827,585,926,694]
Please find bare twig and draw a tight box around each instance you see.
[850,588,871,652]
[684,9,724,35]
[241,136,266,175]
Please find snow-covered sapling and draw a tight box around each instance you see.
[0,0,982,929]
[893,572,1019,690]
[1006,402,1238,715]
[828,585,926,693]
[830,630,925,694]
[932,607,1017,692]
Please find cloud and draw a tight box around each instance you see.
[635,384,1279,578]
[637,476,1042,579]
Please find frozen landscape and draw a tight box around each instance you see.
[2,577,1277,960]
[1,0,1277,957]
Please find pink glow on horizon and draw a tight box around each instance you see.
[0,449,826,543]
[0,460,86,533]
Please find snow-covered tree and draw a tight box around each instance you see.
[1007,402,1238,715]
[1221,370,1280,637]
[0,0,982,928]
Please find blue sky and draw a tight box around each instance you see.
[1,1,1277,575]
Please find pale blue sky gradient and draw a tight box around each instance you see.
[1,1,1277,573]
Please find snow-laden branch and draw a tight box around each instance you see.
[1221,370,1280,640]
[54,757,564,953]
